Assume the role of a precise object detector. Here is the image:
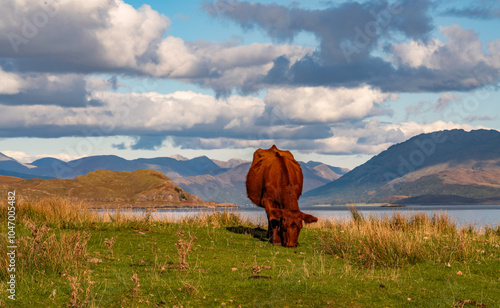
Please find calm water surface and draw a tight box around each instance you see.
[100,204,500,228]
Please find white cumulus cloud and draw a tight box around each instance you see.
[0,68,24,94]
[265,85,397,124]
[392,38,443,69]
[393,25,500,72]
[0,90,266,136]
[0,0,170,69]
[0,0,311,94]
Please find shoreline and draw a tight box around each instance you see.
[310,203,396,207]
[86,201,238,210]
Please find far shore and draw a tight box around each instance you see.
[86,201,238,210]
[309,203,403,207]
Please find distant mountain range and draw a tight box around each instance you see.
[0,153,222,179]
[6,129,497,206]
[302,129,500,205]
[0,151,348,206]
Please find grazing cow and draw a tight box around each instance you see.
[246,145,318,247]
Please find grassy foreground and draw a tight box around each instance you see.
[0,199,499,307]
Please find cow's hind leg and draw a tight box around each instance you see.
[263,198,282,245]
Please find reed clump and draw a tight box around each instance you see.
[0,220,90,280]
[175,227,198,270]
[1,198,100,229]
[104,237,116,257]
[64,271,96,308]
[318,208,497,268]
[130,273,141,297]
[179,210,251,227]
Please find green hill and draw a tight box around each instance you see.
[0,169,235,208]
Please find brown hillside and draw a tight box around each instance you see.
[312,164,344,182]
[0,169,236,209]
[0,175,24,185]
[302,129,500,205]
[438,169,500,188]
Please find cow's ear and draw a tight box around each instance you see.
[268,208,283,221]
[302,213,318,224]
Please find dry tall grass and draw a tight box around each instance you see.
[0,199,97,282]
[0,198,254,280]
[1,198,100,228]
[1,197,264,227]
[0,220,90,280]
[318,208,499,268]
[175,227,198,270]
[64,271,95,308]
[178,210,256,227]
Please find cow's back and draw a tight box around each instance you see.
[246,145,303,208]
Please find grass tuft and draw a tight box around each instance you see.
[348,205,364,224]
[319,211,492,268]
[179,210,249,227]
[174,227,197,271]
[64,271,95,308]
[0,221,90,282]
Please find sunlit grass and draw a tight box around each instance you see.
[317,207,497,268]
[0,199,498,307]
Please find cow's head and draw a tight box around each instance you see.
[268,208,318,247]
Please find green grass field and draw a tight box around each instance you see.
[1,199,499,307]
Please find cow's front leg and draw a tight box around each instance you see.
[268,218,281,245]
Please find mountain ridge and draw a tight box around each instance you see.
[302,129,500,205]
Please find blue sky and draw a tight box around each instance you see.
[0,0,499,169]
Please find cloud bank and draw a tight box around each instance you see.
[0,0,496,157]
[203,0,500,92]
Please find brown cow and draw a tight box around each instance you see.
[246,145,318,247]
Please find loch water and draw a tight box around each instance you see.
[101,204,500,229]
